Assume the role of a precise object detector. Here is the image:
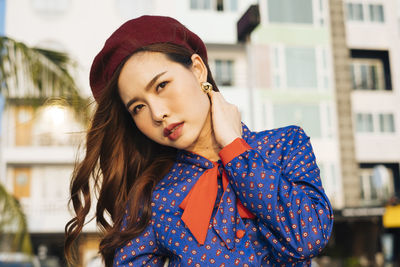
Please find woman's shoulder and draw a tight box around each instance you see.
[245,124,308,148]
[243,124,311,166]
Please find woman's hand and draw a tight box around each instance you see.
[209,91,242,147]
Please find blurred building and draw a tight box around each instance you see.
[239,0,400,264]
[2,0,255,266]
[342,0,400,264]
[239,0,400,265]
[240,0,343,207]
[2,0,400,266]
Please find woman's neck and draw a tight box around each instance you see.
[186,112,221,162]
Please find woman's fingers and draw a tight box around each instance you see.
[208,91,242,147]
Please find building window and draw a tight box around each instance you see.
[360,169,377,202]
[273,104,321,138]
[356,113,374,133]
[351,59,385,90]
[355,113,396,133]
[13,168,32,199]
[216,0,223,11]
[346,2,385,23]
[268,0,313,24]
[379,114,395,133]
[15,106,34,146]
[285,47,317,88]
[369,4,384,22]
[359,164,395,205]
[350,49,392,91]
[214,59,234,86]
[190,0,237,11]
[318,0,325,25]
[191,0,211,10]
[346,3,364,21]
[226,0,237,11]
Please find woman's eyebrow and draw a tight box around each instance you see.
[145,71,167,91]
[125,71,167,110]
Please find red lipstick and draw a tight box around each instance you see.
[163,122,184,140]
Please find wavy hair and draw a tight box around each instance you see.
[64,43,219,266]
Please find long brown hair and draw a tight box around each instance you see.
[64,43,219,266]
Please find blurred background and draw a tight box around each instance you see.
[0,0,399,266]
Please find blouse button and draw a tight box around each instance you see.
[236,229,245,239]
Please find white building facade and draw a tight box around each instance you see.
[244,0,343,209]
[345,0,400,206]
[3,0,256,265]
[5,0,398,265]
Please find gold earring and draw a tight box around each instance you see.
[201,82,213,94]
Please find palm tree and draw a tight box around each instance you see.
[0,36,86,108]
[0,183,32,253]
[0,36,88,253]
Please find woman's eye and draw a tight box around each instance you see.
[132,104,145,115]
[156,81,168,92]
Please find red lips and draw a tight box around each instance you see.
[163,122,184,137]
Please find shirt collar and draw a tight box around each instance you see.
[175,123,252,169]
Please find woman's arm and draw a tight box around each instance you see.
[113,219,166,267]
[219,126,333,263]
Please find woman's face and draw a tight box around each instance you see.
[118,51,211,150]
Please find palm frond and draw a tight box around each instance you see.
[0,183,32,254]
[0,36,90,120]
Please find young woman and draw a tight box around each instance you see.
[65,15,334,266]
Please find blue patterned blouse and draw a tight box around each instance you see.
[114,124,334,266]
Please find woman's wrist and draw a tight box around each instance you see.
[219,137,252,166]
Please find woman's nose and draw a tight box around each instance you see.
[149,100,169,123]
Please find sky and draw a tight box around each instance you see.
[0,0,5,35]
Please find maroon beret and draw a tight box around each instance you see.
[89,15,208,101]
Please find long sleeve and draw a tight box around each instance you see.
[113,218,166,267]
[219,126,333,264]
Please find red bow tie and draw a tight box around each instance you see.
[179,152,255,245]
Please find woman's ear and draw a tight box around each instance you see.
[190,54,208,83]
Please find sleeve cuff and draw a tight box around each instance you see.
[219,138,252,166]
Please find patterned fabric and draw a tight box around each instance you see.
[178,139,256,246]
[114,124,334,266]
